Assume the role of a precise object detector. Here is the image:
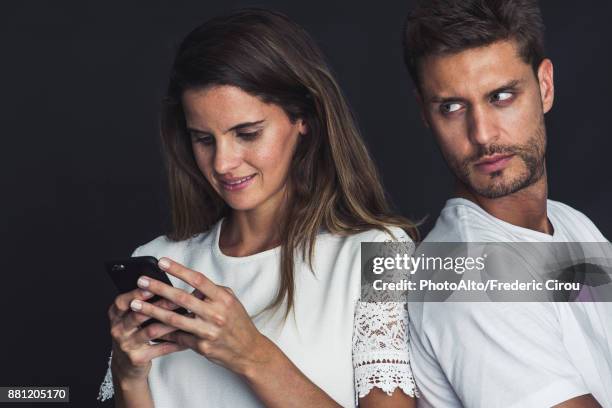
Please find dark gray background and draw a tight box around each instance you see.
[1,1,610,406]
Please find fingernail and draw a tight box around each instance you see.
[158,258,170,270]
[141,290,153,298]
[137,276,150,288]
[130,299,142,310]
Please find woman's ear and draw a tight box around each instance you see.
[297,118,308,136]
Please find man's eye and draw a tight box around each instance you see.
[440,103,463,114]
[491,92,513,102]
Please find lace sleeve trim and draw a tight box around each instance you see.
[352,301,417,404]
[354,360,416,399]
[97,350,114,402]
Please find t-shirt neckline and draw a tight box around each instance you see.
[211,217,281,264]
[446,197,561,242]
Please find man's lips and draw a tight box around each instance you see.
[474,154,515,173]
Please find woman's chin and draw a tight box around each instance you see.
[223,198,261,212]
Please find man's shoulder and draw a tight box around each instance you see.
[547,199,585,218]
[412,301,559,341]
[548,199,608,241]
[548,199,594,225]
[425,198,607,243]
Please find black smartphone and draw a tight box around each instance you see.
[105,256,191,342]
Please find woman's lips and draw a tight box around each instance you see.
[218,174,257,191]
[474,154,514,173]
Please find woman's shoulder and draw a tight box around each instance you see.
[312,225,414,262]
[327,225,413,245]
[131,228,216,259]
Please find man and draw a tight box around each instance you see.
[403,1,612,407]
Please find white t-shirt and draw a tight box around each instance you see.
[98,219,416,407]
[409,198,612,408]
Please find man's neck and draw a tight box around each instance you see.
[455,172,553,235]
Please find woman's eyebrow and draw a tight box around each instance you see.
[186,127,212,137]
[224,119,265,133]
[187,120,265,135]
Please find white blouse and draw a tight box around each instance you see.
[98,219,415,407]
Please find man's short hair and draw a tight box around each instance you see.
[403,0,546,89]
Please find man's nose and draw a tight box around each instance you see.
[213,139,241,175]
[467,105,499,146]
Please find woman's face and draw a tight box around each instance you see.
[182,85,306,213]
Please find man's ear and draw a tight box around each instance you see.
[537,58,554,114]
[414,88,430,128]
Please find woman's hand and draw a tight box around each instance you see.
[130,257,342,407]
[128,257,274,377]
[107,287,189,384]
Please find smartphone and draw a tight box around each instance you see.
[105,256,191,342]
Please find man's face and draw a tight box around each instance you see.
[418,40,554,199]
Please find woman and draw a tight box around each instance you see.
[98,8,418,407]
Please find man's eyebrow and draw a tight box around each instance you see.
[429,96,466,104]
[428,94,468,104]
[186,120,265,135]
[487,79,522,97]
[427,79,524,104]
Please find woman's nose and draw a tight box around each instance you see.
[213,139,242,174]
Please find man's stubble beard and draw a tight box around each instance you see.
[446,117,547,199]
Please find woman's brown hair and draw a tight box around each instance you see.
[161,8,418,316]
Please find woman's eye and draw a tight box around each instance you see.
[491,92,513,103]
[192,135,214,145]
[237,131,260,140]
[440,102,463,114]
